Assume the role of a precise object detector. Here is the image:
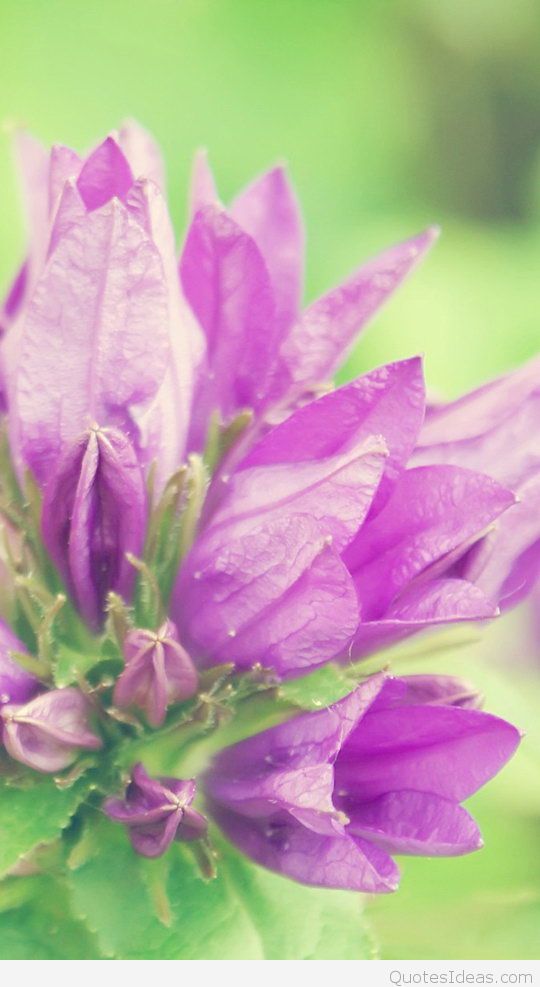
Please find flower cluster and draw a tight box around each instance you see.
[0,121,537,892]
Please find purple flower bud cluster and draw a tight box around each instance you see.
[104,762,207,857]
[0,622,101,772]
[0,121,537,890]
[204,673,519,891]
[114,620,198,726]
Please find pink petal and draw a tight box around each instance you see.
[77,137,134,211]
[212,805,399,892]
[119,120,166,191]
[48,145,82,213]
[189,148,219,215]
[346,790,482,855]
[350,578,498,658]
[178,513,359,676]
[241,358,425,513]
[125,179,200,493]
[210,435,388,553]
[281,227,438,386]
[337,703,520,803]
[345,465,515,619]
[231,165,304,333]
[180,205,280,445]
[12,198,170,483]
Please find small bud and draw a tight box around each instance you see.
[0,621,41,708]
[0,687,102,773]
[104,762,208,858]
[41,426,147,630]
[113,619,198,726]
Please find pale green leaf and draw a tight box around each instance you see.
[0,777,89,877]
[68,819,374,959]
[0,875,102,959]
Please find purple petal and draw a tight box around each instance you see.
[104,764,178,824]
[240,358,425,513]
[12,131,50,268]
[48,145,82,213]
[124,179,199,493]
[207,764,337,826]
[211,804,399,892]
[180,205,280,448]
[104,797,173,827]
[113,642,167,727]
[345,465,515,620]
[114,622,198,726]
[189,149,219,215]
[208,680,384,782]
[119,120,166,191]
[1,262,28,329]
[231,166,304,334]
[415,359,540,613]
[129,811,182,858]
[415,355,540,490]
[77,137,134,211]
[210,435,388,553]
[104,764,203,857]
[336,702,521,804]
[350,578,498,658]
[177,513,359,676]
[0,621,40,706]
[281,227,438,387]
[45,179,87,257]
[394,674,483,710]
[2,688,101,773]
[42,428,147,628]
[456,473,540,611]
[345,790,482,855]
[11,198,170,483]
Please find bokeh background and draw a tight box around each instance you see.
[1,0,539,959]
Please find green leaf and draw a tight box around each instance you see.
[279,661,354,709]
[68,818,374,959]
[0,777,89,877]
[221,839,376,959]
[0,875,102,959]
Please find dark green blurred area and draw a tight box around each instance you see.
[1,0,539,960]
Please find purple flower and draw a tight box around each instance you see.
[0,122,531,901]
[0,687,102,773]
[2,121,539,671]
[41,426,147,628]
[113,619,198,726]
[2,124,165,331]
[175,358,517,672]
[3,125,198,496]
[104,762,207,857]
[183,151,438,448]
[414,355,540,611]
[205,673,520,892]
[0,620,40,708]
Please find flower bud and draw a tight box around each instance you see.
[42,426,147,629]
[1,687,102,773]
[0,621,40,708]
[113,619,198,726]
[104,762,207,858]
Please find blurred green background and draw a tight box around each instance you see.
[1,0,539,960]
